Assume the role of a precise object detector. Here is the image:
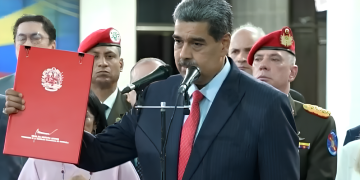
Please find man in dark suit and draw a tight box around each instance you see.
[0,95,23,180]
[0,14,56,180]
[4,0,300,179]
[77,28,132,125]
[344,125,360,146]
[249,26,337,180]
[0,15,56,94]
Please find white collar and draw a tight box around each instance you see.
[102,88,118,109]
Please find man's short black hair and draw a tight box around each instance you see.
[173,0,233,42]
[12,14,56,44]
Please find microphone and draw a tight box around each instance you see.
[178,66,201,94]
[122,64,173,94]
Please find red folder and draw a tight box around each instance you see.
[3,46,94,164]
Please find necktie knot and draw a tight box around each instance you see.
[192,90,204,104]
[102,104,109,111]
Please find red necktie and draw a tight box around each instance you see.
[178,90,204,180]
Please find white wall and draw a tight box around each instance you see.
[231,0,289,34]
[80,0,137,89]
[327,0,360,148]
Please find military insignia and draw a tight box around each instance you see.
[327,130,338,156]
[115,117,122,123]
[299,142,310,149]
[297,131,305,141]
[280,28,293,47]
[303,104,331,119]
[109,29,120,43]
[41,67,64,92]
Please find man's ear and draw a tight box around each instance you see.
[289,65,298,82]
[50,40,56,49]
[221,33,231,57]
[119,58,124,72]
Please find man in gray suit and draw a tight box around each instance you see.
[0,14,56,180]
[0,14,56,94]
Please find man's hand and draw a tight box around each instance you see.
[84,110,94,134]
[3,88,25,115]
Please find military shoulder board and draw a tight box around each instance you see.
[303,104,331,119]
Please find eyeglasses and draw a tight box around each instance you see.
[15,32,49,45]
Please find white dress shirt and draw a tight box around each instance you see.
[102,88,118,119]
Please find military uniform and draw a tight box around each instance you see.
[107,89,132,125]
[289,95,337,180]
[78,28,142,179]
[247,26,338,180]
[77,28,132,125]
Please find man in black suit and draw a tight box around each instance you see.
[4,0,300,179]
[0,95,23,180]
[0,14,56,180]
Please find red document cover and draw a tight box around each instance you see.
[3,46,94,164]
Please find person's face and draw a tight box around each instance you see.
[229,29,259,75]
[252,49,298,92]
[173,21,230,86]
[128,61,163,106]
[87,46,123,88]
[15,22,56,59]
[84,109,96,134]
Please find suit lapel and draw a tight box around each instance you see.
[165,91,187,179]
[136,76,184,179]
[107,90,131,125]
[182,61,245,180]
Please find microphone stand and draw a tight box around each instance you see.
[134,94,190,180]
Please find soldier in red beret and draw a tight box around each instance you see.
[78,28,142,178]
[78,28,131,124]
[249,26,337,180]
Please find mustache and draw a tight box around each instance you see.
[178,59,198,67]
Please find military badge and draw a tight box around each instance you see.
[299,142,310,149]
[297,131,305,141]
[303,104,331,119]
[327,130,338,156]
[280,28,293,47]
[109,29,121,43]
[41,67,64,92]
[115,117,122,123]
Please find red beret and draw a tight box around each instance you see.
[247,26,295,65]
[78,28,121,53]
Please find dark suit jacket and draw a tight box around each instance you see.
[78,59,300,180]
[0,74,15,95]
[0,95,24,180]
[344,125,360,146]
[289,95,337,180]
[107,90,131,125]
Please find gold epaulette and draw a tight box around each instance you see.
[303,104,331,119]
